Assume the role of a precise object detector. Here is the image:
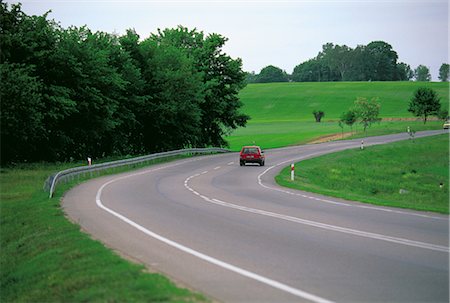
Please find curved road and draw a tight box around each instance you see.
[64,130,449,302]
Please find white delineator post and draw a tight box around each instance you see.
[360,140,364,150]
[87,157,92,166]
[291,163,295,181]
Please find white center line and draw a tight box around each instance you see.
[185,174,449,253]
[96,168,334,303]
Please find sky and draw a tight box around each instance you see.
[9,0,449,80]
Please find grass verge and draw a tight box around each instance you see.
[275,134,449,214]
[1,158,208,302]
[226,120,443,151]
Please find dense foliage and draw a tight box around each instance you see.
[414,65,431,82]
[292,41,410,82]
[408,87,441,124]
[247,41,448,83]
[438,63,449,82]
[0,3,248,163]
[252,65,289,83]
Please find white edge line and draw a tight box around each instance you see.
[186,175,449,253]
[257,149,448,221]
[95,164,334,303]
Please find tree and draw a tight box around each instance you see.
[438,63,449,82]
[352,97,381,133]
[364,41,399,81]
[316,43,351,81]
[245,71,258,83]
[312,110,325,122]
[256,65,289,83]
[292,59,324,82]
[345,45,368,81]
[150,26,249,148]
[396,62,413,81]
[0,63,44,162]
[144,41,204,151]
[0,4,248,163]
[291,41,403,82]
[414,65,431,81]
[408,87,441,124]
[340,110,357,134]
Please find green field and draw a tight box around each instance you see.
[0,161,207,302]
[276,134,449,214]
[226,81,449,150]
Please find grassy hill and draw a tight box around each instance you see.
[226,81,449,150]
[276,134,449,214]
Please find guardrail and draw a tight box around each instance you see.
[45,148,230,198]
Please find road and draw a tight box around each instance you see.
[63,130,449,302]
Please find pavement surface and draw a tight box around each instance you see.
[63,130,449,303]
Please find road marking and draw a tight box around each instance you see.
[227,161,234,165]
[96,169,334,303]
[214,166,221,170]
[256,148,447,221]
[185,174,449,253]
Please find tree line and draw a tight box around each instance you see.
[0,3,249,164]
[247,42,450,83]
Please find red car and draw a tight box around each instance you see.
[239,146,265,166]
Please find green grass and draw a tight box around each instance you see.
[227,120,443,151]
[275,134,449,214]
[226,81,449,150]
[1,160,208,302]
[238,81,449,121]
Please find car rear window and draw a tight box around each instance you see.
[243,148,259,154]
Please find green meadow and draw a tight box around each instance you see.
[276,134,449,214]
[0,160,207,302]
[226,81,449,150]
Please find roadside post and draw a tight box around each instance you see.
[291,163,295,181]
[87,157,92,166]
[360,140,364,150]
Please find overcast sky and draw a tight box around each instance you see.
[10,0,449,80]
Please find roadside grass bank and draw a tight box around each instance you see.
[226,120,442,151]
[275,134,449,214]
[0,158,207,302]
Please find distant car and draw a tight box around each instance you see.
[443,121,450,129]
[240,146,265,166]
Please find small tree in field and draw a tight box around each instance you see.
[352,97,381,133]
[340,110,357,134]
[408,87,441,124]
[313,110,325,122]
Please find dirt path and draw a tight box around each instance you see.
[308,132,353,144]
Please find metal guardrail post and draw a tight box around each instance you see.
[46,148,230,198]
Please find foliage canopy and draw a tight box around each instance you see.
[408,87,441,124]
[0,3,248,163]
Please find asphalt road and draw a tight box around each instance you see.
[63,130,449,303]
